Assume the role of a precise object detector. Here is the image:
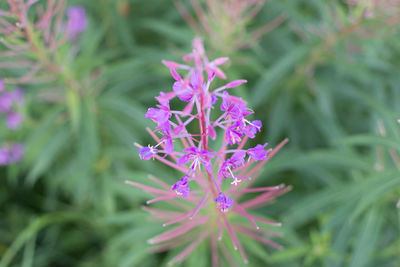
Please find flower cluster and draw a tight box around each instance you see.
[0,79,24,130]
[0,1,87,84]
[175,0,286,54]
[127,38,290,265]
[0,79,25,166]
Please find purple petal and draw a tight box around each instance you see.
[214,193,233,212]
[6,112,23,130]
[231,150,246,166]
[139,146,158,160]
[9,143,24,163]
[225,79,247,88]
[247,144,268,161]
[0,148,9,165]
[0,92,13,113]
[171,175,190,197]
[67,6,87,41]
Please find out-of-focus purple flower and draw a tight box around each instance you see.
[139,146,158,160]
[0,92,13,113]
[11,88,24,105]
[247,143,268,161]
[214,193,233,212]
[9,143,24,163]
[66,6,88,41]
[0,148,8,165]
[5,112,23,130]
[0,143,24,166]
[171,175,190,197]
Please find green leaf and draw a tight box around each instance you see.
[251,44,311,107]
[349,208,383,267]
[26,126,72,185]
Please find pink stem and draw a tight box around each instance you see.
[237,136,248,150]
[149,217,208,244]
[168,231,209,265]
[220,213,238,250]
[146,127,179,162]
[125,180,170,195]
[189,192,209,219]
[211,236,218,267]
[241,186,292,209]
[246,138,289,178]
[235,225,283,249]
[220,243,239,267]
[134,142,188,173]
[147,195,179,205]
[148,174,170,189]
[233,184,285,194]
[162,212,191,227]
[251,214,282,227]
[142,206,183,221]
[233,202,259,229]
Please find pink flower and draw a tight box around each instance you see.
[177,146,214,173]
[5,112,23,130]
[171,175,190,197]
[139,146,158,160]
[128,38,290,265]
[66,6,87,41]
[247,143,269,161]
[214,193,233,212]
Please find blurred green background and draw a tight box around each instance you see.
[1,0,400,266]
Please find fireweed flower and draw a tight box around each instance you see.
[126,38,291,265]
[0,81,24,130]
[66,6,88,41]
[0,143,24,166]
[0,79,25,166]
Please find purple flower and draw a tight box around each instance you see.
[0,92,13,113]
[139,146,158,160]
[214,193,233,212]
[66,6,88,41]
[5,112,23,130]
[0,148,9,165]
[155,91,174,107]
[178,146,214,173]
[145,107,171,125]
[221,92,249,120]
[11,88,24,105]
[128,37,291,265]
[171,175,190,197]
[0,143,24,166]
[225,124,243,145]
[157,122,174,154]
[219,150,246,180]
[9,143,24,163]
[247,143,268,161]
[242,120,262,138]
[173,79,194,102]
